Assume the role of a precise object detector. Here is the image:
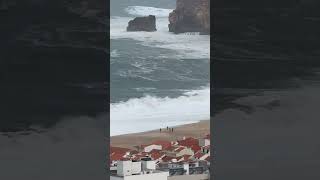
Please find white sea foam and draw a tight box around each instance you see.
[110,7,210,59]
[110,6,210,136]
[111,49,120,57]
[125,6,173,17]
[110,86,210,136]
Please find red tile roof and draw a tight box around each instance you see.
[162,156,175,162]
[152,140,172,150]
[183,155,192,160]
[176,156,184,161]
[177,137,199,148]
[165,146,176,152]
[110,147,132,162]
[176,155,192,162]
[174,147,185,152]
[190,144,201,152]
[121,157,131,161]
[129,150,139,154]
[110,152,126,161]
[149,149,161,154]
[205,156,210,161]
[150,151,165,160]
[110,146,131,154]
[193,151,205,159]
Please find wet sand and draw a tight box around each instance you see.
[110,120,210,149]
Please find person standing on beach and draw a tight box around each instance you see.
[160,128,162,133]
[167,126,169,130]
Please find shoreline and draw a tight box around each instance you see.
[110,120,210,149]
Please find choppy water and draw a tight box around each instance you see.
[110,0,210,136]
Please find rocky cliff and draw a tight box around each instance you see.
[169,0,210,34]
[127,15,157,32]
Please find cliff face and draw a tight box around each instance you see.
[169,0,210,34]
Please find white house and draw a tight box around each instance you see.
[142,144,162,153]
[110,171,169,180]
[110,159,169,180]
[199,137,210,147]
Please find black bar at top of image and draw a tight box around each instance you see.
[0,0,109,179]
[212,0,320,180]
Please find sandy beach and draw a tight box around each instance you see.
[110,120,210,149]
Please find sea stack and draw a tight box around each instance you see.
[168,0,210,34]
[127,15,157,32]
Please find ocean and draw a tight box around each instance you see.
[110,0,210,136]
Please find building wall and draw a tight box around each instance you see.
[110,176,122,180]
[199,139,210,147]
[117,161,132,176]
[131,161,141,174]
[142,160,156,170]
[168,174,209,180]
[111,171,169,180]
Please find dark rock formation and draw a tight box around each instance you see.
[127,15,157,32]
[169,0,210,34]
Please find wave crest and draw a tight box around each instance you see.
[125,6,173,17]
[110,87,210,136]
[110,16,210,59]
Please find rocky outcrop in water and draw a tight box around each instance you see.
[127,15,157,32]
[169,0,210,34]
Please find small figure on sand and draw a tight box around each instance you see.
[166,126,169,130]
[171,128,173,132]
[160,128,162,133]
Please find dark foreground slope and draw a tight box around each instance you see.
[212,1,320,180]
[0,1,108,132]
[212,0,320,112]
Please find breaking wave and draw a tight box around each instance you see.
[110,86,210,136]
[125,6,173,17]
[111,49,120,57]
[110,15,210,59]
